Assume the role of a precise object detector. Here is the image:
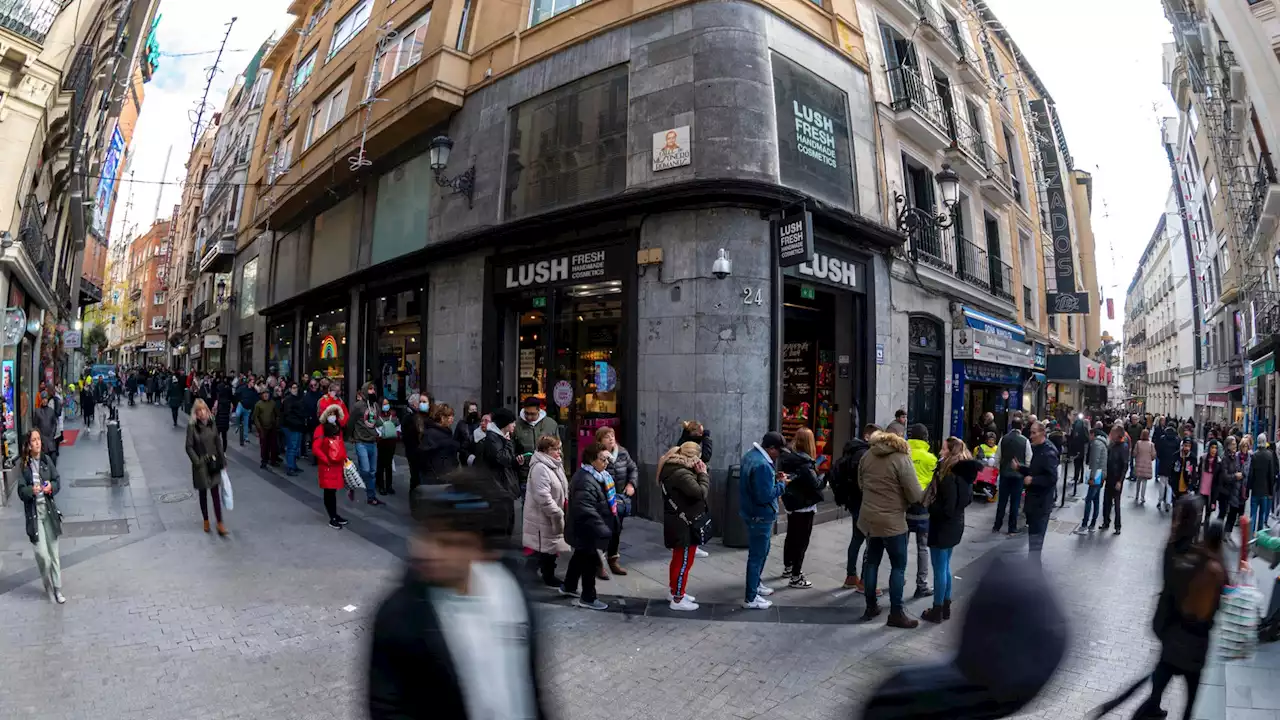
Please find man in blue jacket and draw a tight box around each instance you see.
[739,431,790,610]
[1021,422,1059,562]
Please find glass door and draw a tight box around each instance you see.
[554,288,623,466]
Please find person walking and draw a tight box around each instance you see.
[351,383,384,507]
[836,424,879,594]
[1075,423,1109,534]
[32,395,57,466]
[992,418,1031,535]
[1217,435,1246,539]
[17,429,63,603]
[213,378,234,451]
[1067,414,1089,495]
[313,404,350,529]
[905,423,936,598]
[857,428,924,627]
[1248,433,1277,536]
[1156,420,1181,512]
[659,441,710,611]
[1134,429,1156,505]
[251,388,280,470]
[738,431,789,610]
[596,426,635,577]
[1099,425,1129,536]
[167,372,184,427]
[81,379,96,428]
[779,427,823,589]
[420,404,460,486]
[921,437,980,624]
[452,400,481,468]
[560,441,617,611]
[1198,441,1225,529]
[475,408,520,535]
[374,398,401,495]
[185,399,227,536]
[522,435,570,589]
[280,381,308,477]
[1022,422,1060,557]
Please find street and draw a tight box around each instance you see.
[0,403,1264,720]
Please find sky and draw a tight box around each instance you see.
[980,0,1177,339]
[111,1,294,242]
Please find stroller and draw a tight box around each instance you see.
[973,443,998,502]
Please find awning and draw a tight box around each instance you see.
[960,306,1026,343]
[1220,384,1244,393]
[1030,372,1046,383]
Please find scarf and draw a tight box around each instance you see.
[586,464,617,515]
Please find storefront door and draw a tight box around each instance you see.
[907,316,944,450]
[362,284,425,408]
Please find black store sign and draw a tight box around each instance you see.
[774,207,814,267]
[772,52,854,209]
[1029,98,1090,314]
[494,246,629,291]
[784,243,867,294]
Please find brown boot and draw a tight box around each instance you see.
[203,520,210,533]
[216,523,228,537]
[886,609,920,629]
[943,599,952,620]
[842,575,862,590]
[608,556,628,576]
[921,605,944,624]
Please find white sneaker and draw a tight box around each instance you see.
[742,595,773,610]
[669,596,700,611]
[694,548,709,558]
[756,583,775,597]
[668,593,697,603]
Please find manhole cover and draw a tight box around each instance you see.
[159,491,193,504]
[60,519,130,538]
[72,472,128,487]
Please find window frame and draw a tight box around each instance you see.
[371,9,431,93]
[328,0,372,59]
[292,49,317,95]
[304,77,350,148]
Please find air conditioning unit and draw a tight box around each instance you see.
[1199,23,1212,52]
[1229,66,1246,103]
[1228,102,1247,137]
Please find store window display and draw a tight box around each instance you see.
[306,308,346,385]
[365,288,423,406]
[268,321,294,380]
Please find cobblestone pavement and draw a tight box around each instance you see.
[0,403,1253,719]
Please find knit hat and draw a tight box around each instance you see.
[490,407,516,429]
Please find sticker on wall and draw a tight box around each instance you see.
[319,335,339,359]
[552,380,574,408]
[875,343,885,365]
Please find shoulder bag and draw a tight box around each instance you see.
[661,479,712,546]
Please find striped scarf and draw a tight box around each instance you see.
[586,465,617,515]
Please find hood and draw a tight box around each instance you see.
[907,438,932,455]
[868,431,910,457]
[519,409,547,426]
[1093,428,1108,438]
[318,404,344,423]
[949,459,983,483]
[843,437,869,456]
[486,424,508,439]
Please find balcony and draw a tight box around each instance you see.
[193,301,209,324]
[199,236,235,274]
[954,234,992,291]
[1246,153,1280,253]
[944,113,988,181]
[129,287,142,301]
[0,1,60,46]
[909,218,951,272]
[79,275,102,306]
[881,0,926,26]
[979,148,1019,207]
[916,2,962,62]
[888,66,951,151]
[956,37,986,86]
[989,256,1015,303]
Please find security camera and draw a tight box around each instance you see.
[712,248,732,279]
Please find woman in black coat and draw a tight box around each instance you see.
[779,428,823,588]
[659,441,710,609]
[560,441,615,611]
[677,420,713,464]
[17,429,63,603]
[214,379,234,450]
[418,405,460,486]
[922,437,980,624]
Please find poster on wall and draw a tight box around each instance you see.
[2,359,14,441]
[771,52,854,210]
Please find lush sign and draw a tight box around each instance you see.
[772,53,854,209]
[774,207,813,268]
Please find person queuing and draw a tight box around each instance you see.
[522,435,570,589]
[905,424,936,598]
[401,393,426,491]
[185,399,227,537]
[366,475,551,720]
[658,441,710,611]
[560,441,617,611]
[420,404,460,487]
[739,432,789,610]
[452,400,481,468]
[476,408,520,535]
[1022,422,1059,557]
[677,419,714,560]
[1075,422,1109,534]
[301,378,323,460]
[836,425,878,595]
[992,418,1031,535]
[313,404,350,530]
[514,397,558,491]
[280,381,308,477]
[251,388,280,470]
[374,398,401,495]
[1249,433,1277,536]
[18,429,64,603]
[351,382,384,507]
[1098,425,1129,536]
[597,426,635,577]
[921,437,980,624]
[779,427,822,589]
[857,427,923,627]
[1133,429,1156,505]
[236,377,259,446]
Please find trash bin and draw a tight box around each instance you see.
[721,464,749,548]
[106,420,125,479]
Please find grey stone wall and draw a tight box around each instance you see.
[423,253,486,411]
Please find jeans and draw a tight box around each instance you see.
[863,532,909,611]
[239,408,252,444]
[33,501,61,591]
[994,475,1022,532]
[929,547,953,605]
[1081,484,1101,527]
[1101,484,1122,530]
[376,439,397,493]
[744,519,774,603]
[913,531,930,591]
[1026,500,1051,560]
[354,442,378,501]
[282,428,301,472]
[846,516,866,577]
[1252,495,1272,535]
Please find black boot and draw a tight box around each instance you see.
[942,599,952,620]
[921,605,944,624]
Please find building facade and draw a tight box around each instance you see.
[115,218,171,366]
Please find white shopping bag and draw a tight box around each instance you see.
[220,469,234,511]
[392,456,398,474]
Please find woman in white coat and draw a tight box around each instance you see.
[522,434,571,587]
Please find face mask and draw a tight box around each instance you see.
[381,404,389,412]
[367,390,376,397]
[419,402,430,412]
[327,415,337,425]
[466,412,479,423]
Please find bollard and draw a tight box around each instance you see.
[106,420,125,479]
[721,464,749,548]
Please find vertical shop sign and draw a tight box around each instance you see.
[774,207,814,267]
[1029,98,1090,314]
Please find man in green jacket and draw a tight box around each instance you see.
[905,424,936,598]
[251,388,279,469]
[513,397,558,487]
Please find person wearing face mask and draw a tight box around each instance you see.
[453,401,481,467]
[301,377,323,460]
[374,398,401,495]
[401,393,426,492]
[280,381,308,477]
[317,382,348,430]
[314,404,350,529]
[352,382,385,507]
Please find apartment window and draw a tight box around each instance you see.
[292,49,316,94]
[305,0,331,32]
[329,0,371,58]
[1066,315,1074,342]
[1048,314,1057,332]
[153,291,165,305]
[529,0,589,27]
[1002,125,1023,203]
[1019,231,1037,323]
[1190,105,1199,133]
[150,316,165,331]
[372,9,430,91]
[456,0,472,49]
[1208,176,1218,202]
[249,70,272,109]
[1023,286,1033,319]
[879,23,917,70]
[305,77,350,147]
[271,127,297,183]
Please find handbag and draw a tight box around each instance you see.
[616,493,632,518]
[343,459,366,490]
[661,481,712,545]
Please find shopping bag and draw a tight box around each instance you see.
[220,469,234,511]
[343,459,366,490]
[392,456,398,474]
[1218,582,1261,660]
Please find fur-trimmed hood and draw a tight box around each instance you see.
[868,430,910,457]
[319,404,345,424]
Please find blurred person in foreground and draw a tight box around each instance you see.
[368,471,550,720]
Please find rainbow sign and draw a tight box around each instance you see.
[319,335,339,359]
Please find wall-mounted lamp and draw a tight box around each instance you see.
[894,164,962,260]
[428,135,476,209]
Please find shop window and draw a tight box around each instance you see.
[505,65,628,219]
[238,333,254,374]
[239,256,258,319]
[268,320,295,380]
[366,288,423,405]
[306,308,346,384]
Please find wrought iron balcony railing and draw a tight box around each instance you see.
[989,256,1015,303]
[18,194,51,286]
[954,234,991,291]
[887,65,949,137]
[0,1,60,45]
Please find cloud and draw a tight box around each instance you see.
[981,0,1175,338]
[112,1,294,242]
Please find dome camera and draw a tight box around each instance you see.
[712,249,732,279]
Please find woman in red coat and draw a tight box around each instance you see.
[314,404,349,529]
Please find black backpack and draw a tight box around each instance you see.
[829,451,858,508]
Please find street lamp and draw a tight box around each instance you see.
[428,135,476,208]
[894,164,962,246]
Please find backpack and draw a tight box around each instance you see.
[829,451,858,508]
